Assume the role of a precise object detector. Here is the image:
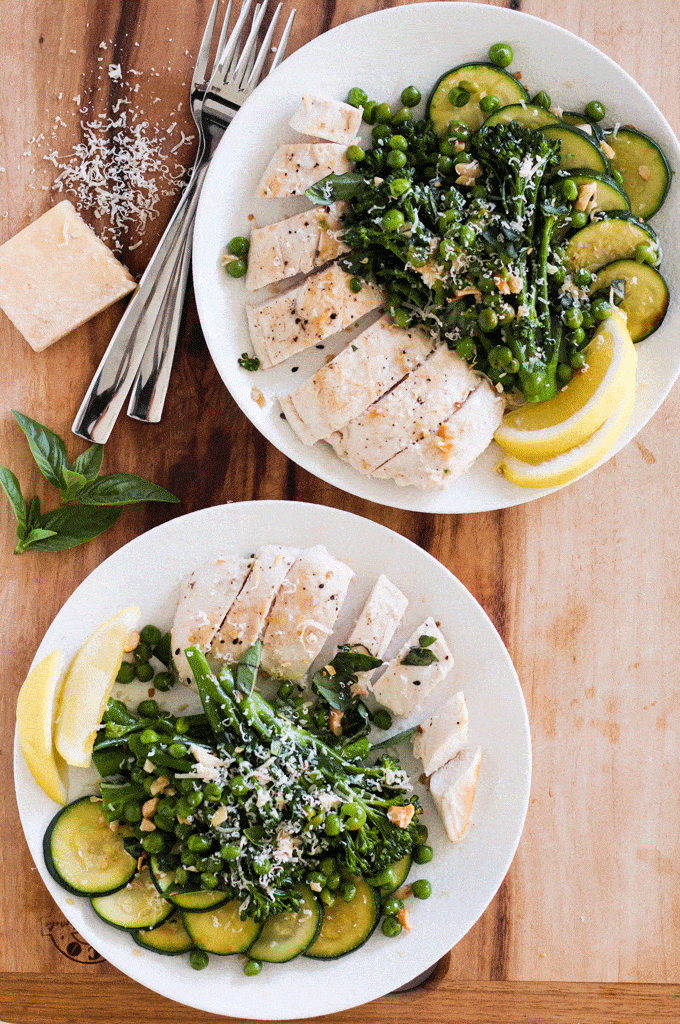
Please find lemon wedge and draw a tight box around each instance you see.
[55,607,140,768]
[494,312,637,461]
[17,650,69,804]
[499,386,635,488]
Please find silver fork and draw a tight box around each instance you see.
[72,0,295,442]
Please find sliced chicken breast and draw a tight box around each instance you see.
[261,544,354,682]
[257,143,351,198]
[412,692,468,775]
[245,204,348,292]
[429,746,482,842]
[329,346,478,476]
[371,617,454,718]
[209,545,299,664]
[288,95,363,145]
[374,380,505,488]
[171,558,251,686]
[345,574,409,695]
[280,316,434,446]
[246,263,384,369]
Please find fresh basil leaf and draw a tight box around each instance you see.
[401,646,439,667]
[370,726,418,752]
[77,473,180,506]
[244,825,266,844]
[26,495,41,528]
[71,443,104,481]
[235,639,262,697]
[30,505,121,551]
[311,670,354,712]
[332,644,383,678]
[418,634,436,648]
[338,700,371,742]
[15,527,58,554]
[12,410,68,489]
[60,467,88,502]
[0,466,27,528]
[305,171,364,204]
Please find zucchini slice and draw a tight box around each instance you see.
[605,127,671,219]
[305,877,379,960]
[248,886,322,963]
[561,111,606,142]
[43,796,137,897]
[132,914,194,956]
[147,855,230,912]
[540,124,610,174]
[482,103,560,130]
[380,854,412,897]
[591,259,669,341]
[91,867,173,931]
[182,899,263,954]
[561,171,630,214]
[566,213,660,272]
[428,62,528,134]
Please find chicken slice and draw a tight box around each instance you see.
[246,263,384,369]
[412,692,468,775]
[171,558,251,686]
[245,204,348,292]
[261,544,354,682]
[345,574,409,695]
[280,315,434,446]
[289,94,363,145]
[371,617,454,718]
[257,143,351,197]
[329,346,478,476]
[209,545,299,664]
[373,380,504,488]
[429,747,482,843]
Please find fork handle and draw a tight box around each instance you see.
[71,158,207,443]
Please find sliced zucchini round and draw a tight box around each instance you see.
[132,914,194,955]
[91,867,173,931]
[305,877,379,960]
[147,854,230,912]
[428,62,528,134]
[248,886,322,963]
[380,854,412,897]
[560,171,630,214]
[540,124,609,174]
[566,213,660,272]
[43,796,137,897]
[591,259,669,341]
[182,899,263,954]
[561,111,606,142]
[605,126,671,219]
[482,103,560,130]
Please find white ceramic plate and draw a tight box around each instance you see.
[15,501,530,1019]
[193,2,680,513]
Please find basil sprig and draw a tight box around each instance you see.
[401,634,439,667]
[1,410,179,554]
[312,644,383,712]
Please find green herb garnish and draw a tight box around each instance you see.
[238,352,260,371]
[401,635,439,667]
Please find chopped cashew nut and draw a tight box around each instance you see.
[329,709,344,736]
[387,803,415,828]
[142,797,159,818]
[574,181,598,211]
[123,631,140,653]
[139,819,156,832]
[638,164,651,181]
[150,775,169,796]
[397,906,412,931]
[600,140,616,160]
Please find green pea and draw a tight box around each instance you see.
[634,243,657,265]
[456,336,476,361]
[414,844,434,865]
[345,276,362,295]
[244,958,262,976]
[175,822,192,839]
[564,307,583,329]
[387,150,407,170]
[447,121,469,141]
[438,138,456,158]
[479,93,502,114]
[253,858,272,875]
[180,849,197,866]
[390,179,411,200]
[392,308,411,329]
[412,879,432,899]
[556,362,574,386]
[341,802,367,830]
[381,915,402,938]
[116,661,136,684]
[372,708,392,730]
[174,866,189,886]
[449,87,470,108]
[317,888,335,907]
[362,100,377,124]
[408,247,428,267]
[153,671,174,692]
[139,625,162,648]
[227,236,250,257]
[573,268,593,286]
[186,790,203,809]
[488,42,513,68]
[124,802,142,823]
[391,106,413,125]
[140,728,159,745]
[374,864,397,889]
[382,896,403,917]
[203,782,223,802]
[230,775,249,797]
[340,880,357,903]
[400,85,421,108]
[570,210,588,230]
[374,102,392,124]
[591,297,612,321]
[276,681,294,700]
[220,842,240,862]
[133,641,152,664]
[570,327,586,346]
[175,797,194,820]
[437,154,454,174]
[225,257,247,279]
[200,871,219,889]
[478,308,499,333]
[372,123,392,142]
[347,87,368,108]
[381,209,405,231]
[460,224,476,248]
[580,309,594,330]
[319,857,336,877]
[561,178,579,202]
[142,832,164,854]
[389,134,408,152]
[324,813,342,836]
[187,834,212,852]
[175,717,189,734]
[346,144,365,164]
[569,351,587,370]
[306,871,326,888]
[136,663,154,683]
[168,741,188,759]
[611,168,624,186]
[326,871,342,891]
[585,100,605,121]
[190,949,209,970]
[532,90,551,110]
[137,699,159,717]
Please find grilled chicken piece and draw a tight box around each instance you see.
[329,346,478,476]
[246,263,384,369]
[257,143,351,197]
[171,558,250,686]
[280,315,434,446]
[209,545,299,664]
[245,204,348,292]
[371,617,454,718]
[373,380,504,488]
[412,692,468,775]
[288,94,363,145]
[344,574,408,695]
[261,544,354,682]
[429,747,482,842]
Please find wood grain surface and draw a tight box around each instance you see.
[1,0,679,1021]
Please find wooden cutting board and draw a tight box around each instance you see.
[1,0,679,1021]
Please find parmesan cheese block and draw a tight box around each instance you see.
[0,200,136,351]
